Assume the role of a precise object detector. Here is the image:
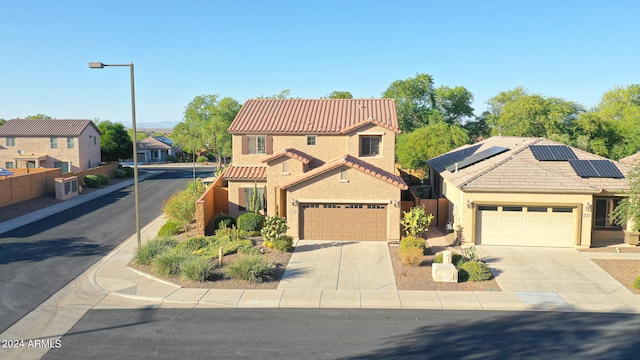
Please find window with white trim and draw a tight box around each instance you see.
[6,137,16,146]
[360,135,381,157]
[50,137,58,149]
[307,136,316,146]
[248,136,266,154]
[67,137,74,149]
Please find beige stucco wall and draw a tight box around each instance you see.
[284,166,402,241]
[0,128,100,171]
[442,178,595,247]
[265,157,306,216]
[228,180,267,218]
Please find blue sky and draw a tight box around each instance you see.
[1,0,638,127]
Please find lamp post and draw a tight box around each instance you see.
[89,61,141,248]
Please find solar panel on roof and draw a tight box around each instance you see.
[445,146,509,172]
[427,144,482,172]
[530,145,577,161]
[569,160,624,178]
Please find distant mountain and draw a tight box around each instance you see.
[137,121,178,129]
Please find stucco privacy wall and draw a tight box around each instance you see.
[284,166,402,241]
[442,179,594,247]
[228,180,267,218]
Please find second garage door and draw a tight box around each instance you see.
[301,203,387,241]
[477,205,576,247]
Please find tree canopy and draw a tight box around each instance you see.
[326,91,353,99]
[97,120,133,161]
[396,121,469,170]
[25,114,53,120]
[172,94,241,167]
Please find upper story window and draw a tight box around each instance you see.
[360,135,381,157]
[67,137,74,149]
[249,135,266,154]
[307,136,316,146]
[50,137,58,149]
[6,137,16,146]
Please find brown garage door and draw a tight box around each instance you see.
[301,203,387,241]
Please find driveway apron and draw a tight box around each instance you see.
[476,245,632,295]
[278,240,397,291]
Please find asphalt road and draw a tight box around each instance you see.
[38,308,640,359]
[0,167,214,334]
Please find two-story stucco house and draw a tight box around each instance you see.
[0,119,101,172]
[224,98,408,242]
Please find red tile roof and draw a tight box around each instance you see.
[280,154,407,190]
[222,164,267,181]
[0,119,100,137]
[261,148,314,164]
[228,99,400,134]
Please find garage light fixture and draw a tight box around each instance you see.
[467,200,476,209]
[586,202,592,212]
[290,199,299,206]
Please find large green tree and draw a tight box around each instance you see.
[25,114,53,120]
[172,94,241,168]
[396,121,470,170]
[383,73,475,132]
[487,87,583,138]
[590,85,640,159]
[97,120,133,161]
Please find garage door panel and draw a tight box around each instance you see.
[478,206,575,247]
[302,203,387,241]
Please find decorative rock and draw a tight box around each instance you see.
[432,263,458,283]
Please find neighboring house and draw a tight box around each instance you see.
[136,136,181,163]
[224,98,407,241]
[0,119,101,172]
[427,136,632,248]
[619,151,640,166]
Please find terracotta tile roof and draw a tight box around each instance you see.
[228,99,400,134]
[430,136,631,193]
[261,148,314,164]
[0,119,100,137]
[222,164,267,181]
[281,154,407,190]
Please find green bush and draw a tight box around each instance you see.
[400,235,426,251]
[181,257,214,282]
[237,213,264,232]
[458,261,493,281]
[152,247,193,276]
[634,276,640,289]
[186,179,207,197]
[434,253,463,265]
[400,206,434,237]
[96,174,109,185]
[166,155,178,163]
[196,155,208,162]
[134,237,177,265]
[121,166,134,177]
[201,234,253,259]
[163,191,197,234]
[213,214,236,230]
[157,220,182,236]
[84,175,102,188]
[114,169,127,178]
[399,246,424,266]
[272,235,293,252]
[225,255,273,283]
[175,236,212,253]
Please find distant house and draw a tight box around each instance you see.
[0,119,101,172]
[136,136,181,163]
[224,98,407,242]
[427,136,632,248]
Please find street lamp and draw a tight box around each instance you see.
[89,61,141,248]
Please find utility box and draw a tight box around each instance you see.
[432,263,458,282]
[55,176,79,200]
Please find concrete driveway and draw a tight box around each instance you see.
[278,240,397,291]
[476,245,632,295]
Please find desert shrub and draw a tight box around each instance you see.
[261,216,289,246]
[186,179,207,197]
[238,213,264,232]
[121,166,134,177]
[175,236,212,253]
[157,220,182,236]
[84,175,101,188]
[634,276,640,289]
[96,174,109,185]
[225,255,273,283]
[213,214,236,230]
[399,246,424,266]
[196,155,208,162]
[272,235,293,252]
[134,236,178,265]
[152,247,193,276]
[166,155,178,163]
[204,234,253,258]
[434,253,463,265]
[400,235,426,251]
[163,191,197,235]
[461,246,480,262]
[458,261,493,281]
[114,168,127,178]
[181,257,214,282]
